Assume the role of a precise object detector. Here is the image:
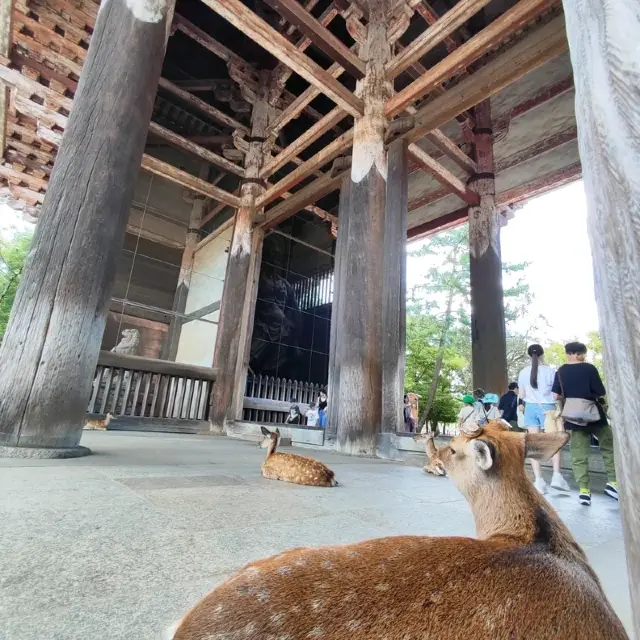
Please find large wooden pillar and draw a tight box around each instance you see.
[468,100,507,394]
[0,0,175,455]
[165,165,209,361]
[563,1,640,634]
[381,138,408,433]
[334,1,391,455]
[209,77,274,433]
[326,176,350,441]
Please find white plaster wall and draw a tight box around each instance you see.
[175,226,233,366]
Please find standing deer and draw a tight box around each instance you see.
[259,426,338,487]
[167,421,627,640]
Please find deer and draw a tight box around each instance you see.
[258,426,338,487]
[166,420,628,640]
[413,431,446,475]
[83,412,114,430]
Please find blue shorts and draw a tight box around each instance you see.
[524,403,555,428]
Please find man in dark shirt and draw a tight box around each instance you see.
[498,382,523,431]
[551,341,618,507]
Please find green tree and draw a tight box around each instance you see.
[0,229,33,340]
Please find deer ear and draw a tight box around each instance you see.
[525,432,569,461]
[471,439,495,471]
[260,426,270,436]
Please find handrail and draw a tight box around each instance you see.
[97,351,218,381]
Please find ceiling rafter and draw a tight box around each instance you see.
[200,0,364,117]
[387,0,560,117]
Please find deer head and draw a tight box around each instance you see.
[432,420,568,499]
[413,432,446,476]
[260,426,279,452]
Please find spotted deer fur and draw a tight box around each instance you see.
[259,427,337,488]
[169,421,627,640]
[83,412,113,430]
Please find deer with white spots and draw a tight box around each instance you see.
[259,426,338,488]
[166,421,627,639]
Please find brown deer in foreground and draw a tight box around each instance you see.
[167,421,627,640]
[259,426,338,487]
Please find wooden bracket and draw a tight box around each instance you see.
[385,116,415,143]
[331,155,352,177]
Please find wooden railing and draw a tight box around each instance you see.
[243,374,323,424]
[88,351,217,421]
[290,267,333,311]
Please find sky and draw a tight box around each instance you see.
[1,180,600,342]
[408,180,601,343]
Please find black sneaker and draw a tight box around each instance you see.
[579,490,591,506]
[605,482,619,500]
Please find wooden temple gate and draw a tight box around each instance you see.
[0,0,637,630]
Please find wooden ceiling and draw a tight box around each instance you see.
[0,0,575,241]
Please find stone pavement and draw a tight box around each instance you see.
[0,431,633,639]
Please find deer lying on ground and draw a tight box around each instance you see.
[259,426,338,487]
[413,432,446,475]
[167,421,627,640]
[83,412,114,430]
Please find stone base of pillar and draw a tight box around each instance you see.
[376,432,404,462]
[0,445,92,459]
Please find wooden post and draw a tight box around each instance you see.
[0,0,175,455]
[562,1,640,634]
[381,138,408,433]
[0,0,13,155]
[208,74,276,433]
[164,165,209,361]
[334,0,391,455]
[326,176,351,440]
[468,99,507,395]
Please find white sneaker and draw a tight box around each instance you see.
[534,477,549,494]
[551,472,571,492]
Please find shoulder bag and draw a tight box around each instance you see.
[557,367,600,426]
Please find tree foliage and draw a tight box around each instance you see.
[405,224,533,426]
[0,229,33,341]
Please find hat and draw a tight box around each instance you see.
[482,393,499,404]
[462,394,475,405]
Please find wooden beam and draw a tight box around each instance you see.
[408,143,480,205]
[147,121,245,177]
[407,206,468,241]
[258,129,354,207]
[260,169,345,228]
[200,0,364,117]
[386,0,560,117]
[425,130,477,174]
[496,161,581,207]
[386,0,493,79]
[260,106,347,178]
[264,0,365,79]
[157,77,249,134]
[404,14,568,143]
[174,14,253,73]
[98,351,218,381]
[415,0,458,52]
[141,154,241,207]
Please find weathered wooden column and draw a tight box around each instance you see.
[164,165,209,361]
[0,0,175,456]
[381,138,408,434]
[468,100,507,395]
[334,0,391,455]
[209,74,276,433]
[563,1,640,634]
[326,176,351,440]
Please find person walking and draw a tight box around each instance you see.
[498,382,522,431]
[552,341,618,506]
[457,394,477,430]
[518,344,571,494]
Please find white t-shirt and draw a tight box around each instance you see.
[518,364,556,405]
[458,405,476,424]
